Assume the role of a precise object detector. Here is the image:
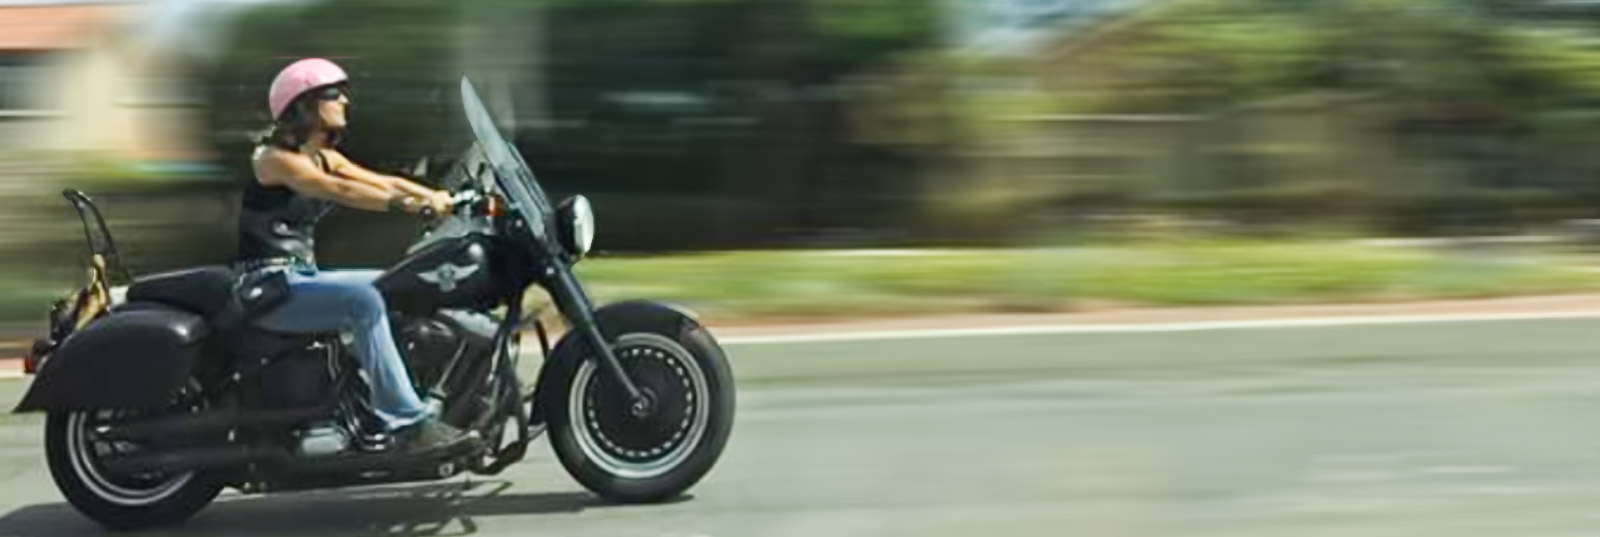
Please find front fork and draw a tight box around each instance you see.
[542,263,648,412]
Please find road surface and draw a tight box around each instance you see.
[0,317,1595,536]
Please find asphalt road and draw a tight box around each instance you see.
[0,318,1595,536]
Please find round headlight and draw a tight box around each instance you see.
[558,195,595,258]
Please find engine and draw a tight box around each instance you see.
[397,316,460,390]
[258,341,337,410]
[395,310,501,425]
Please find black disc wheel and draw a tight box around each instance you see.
[545,328,734,503]
[44,386,223,531]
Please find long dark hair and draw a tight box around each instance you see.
[258,86,346,151]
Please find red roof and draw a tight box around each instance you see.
[0,4,126,51]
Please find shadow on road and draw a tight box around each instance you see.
[0,480,687,536]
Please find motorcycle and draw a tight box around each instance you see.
[11,77,736,530]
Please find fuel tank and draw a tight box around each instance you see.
[376,233,503,313]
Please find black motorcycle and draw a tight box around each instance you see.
[12,77,736,530]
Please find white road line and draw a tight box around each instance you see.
[1420,466,1517,476]
[1307,470,1401,484]
[1276,497,1412,514]
[720,310,1600,345]
[1450,485,1559,496]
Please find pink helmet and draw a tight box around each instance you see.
[268,58,348,120]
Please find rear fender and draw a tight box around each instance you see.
[13,305,207,413]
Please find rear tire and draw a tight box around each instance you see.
[44,409,223,531]
[544,326,735,503]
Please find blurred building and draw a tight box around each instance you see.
[0,1,208,167]
[953,0,1151,55]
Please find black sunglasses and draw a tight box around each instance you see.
[309,85,349,101]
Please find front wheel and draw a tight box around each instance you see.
[543,327,735,503]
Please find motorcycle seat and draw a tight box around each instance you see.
[125,265,236,318]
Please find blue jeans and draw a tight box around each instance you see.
[249,267,432,431]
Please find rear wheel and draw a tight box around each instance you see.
[44,396,222,530]
[544,328,735,503]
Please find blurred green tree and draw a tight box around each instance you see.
[199,0,463,180]
[530,0,951,246]
[1095,0,1600,114]
[198,0,951,250]
[1061,0,1600,232]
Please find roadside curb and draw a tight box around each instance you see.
[0,359,21,380]
[717,310,1600,345]
[707,294,1600,340]
[4,294,1599,379]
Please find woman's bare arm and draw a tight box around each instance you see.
[254,149,426,213]
[326,151,445,199]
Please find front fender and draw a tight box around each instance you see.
[530,300,709,419]
[581,300,702,341]
[14,305,207,412]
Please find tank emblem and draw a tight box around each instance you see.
[418,262,480,292]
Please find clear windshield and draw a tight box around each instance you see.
[461,77,552,239]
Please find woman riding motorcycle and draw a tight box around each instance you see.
[240,58,478,454]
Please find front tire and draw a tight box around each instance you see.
[544,326,735,503]
[44,409,223,531]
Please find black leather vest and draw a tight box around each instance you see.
[237,147,336,267]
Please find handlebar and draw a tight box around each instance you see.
[418,188,487,221]
[451,189,483,208]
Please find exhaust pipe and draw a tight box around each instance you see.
[99,407,327,441]
[101,445,289,475]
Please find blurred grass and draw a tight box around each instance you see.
[574,239,1600,322]
[1,239,1597,326]
[0,270,73,326]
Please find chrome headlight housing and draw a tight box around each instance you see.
[556,195,595,258]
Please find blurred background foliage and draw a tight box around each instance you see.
[7,0,1600,317]
[191,0,954,262]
